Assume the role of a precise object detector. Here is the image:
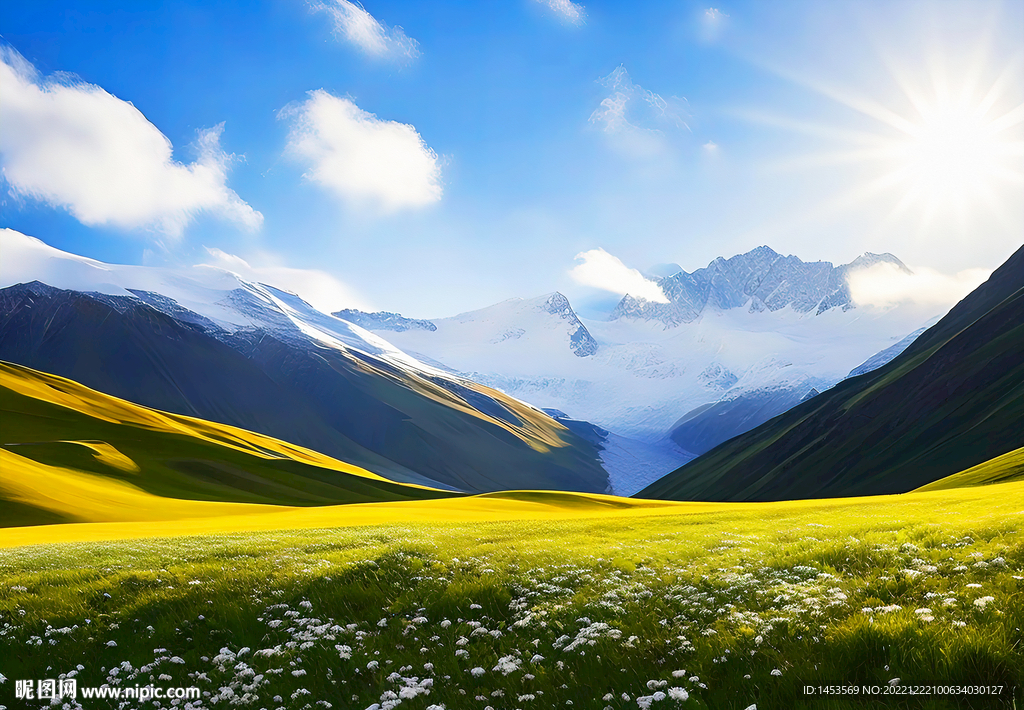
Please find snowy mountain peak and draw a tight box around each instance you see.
[538,292,598,357]
[845,251,911,273]
[612,246,910,326]
[332,308,438,332]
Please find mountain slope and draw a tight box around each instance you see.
[667,382,821,457]
[0,283,609,494]
[0,231,609,494]
[640,244,1024,502]
[846,322,932,378]
[914,448,1024,492]
[0,361,460,527]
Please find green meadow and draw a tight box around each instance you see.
[2,480,1022,710]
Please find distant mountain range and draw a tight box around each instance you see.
[0,230,608,495]
[640,244,1024,501]
[612,247,910,325]
[334,309,438,333]
[349,247,936,493]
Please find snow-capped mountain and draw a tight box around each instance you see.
[0,229,609,494]
[279,245,942,492]
[369,288,937,445]
[0,228,424,367]
[613,247,911,325]
[333,309,438,333]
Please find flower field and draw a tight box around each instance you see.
[1,481,1022,709]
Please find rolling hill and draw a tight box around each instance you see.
[639,244,1024,502]
[0,360,462,527]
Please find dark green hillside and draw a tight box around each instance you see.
[640,244,1024,502]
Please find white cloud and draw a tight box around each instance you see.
[200,247,370,313]
[569,248,669,303]
[0,47,261,238]
[312,0,419,60]
[536,0,586,26]
[700,7,729,42]
[589,66,689,158]
[848,262,990,309]
[280,90,442,211]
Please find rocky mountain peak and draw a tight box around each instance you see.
[612,246,908,326]
[538,292,598,357]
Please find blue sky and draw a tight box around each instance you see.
[2,0,1022,317]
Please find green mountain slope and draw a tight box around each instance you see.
[914,447,1024,492]
[0,361,459,527]
[639,244,1024,502]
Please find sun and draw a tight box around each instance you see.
[900,103,1007,201]
[875,77,1024,222]
[758,41,1024,239]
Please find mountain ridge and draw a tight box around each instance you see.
[612,246,910,326]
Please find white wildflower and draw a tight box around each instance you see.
[493,656,520,676]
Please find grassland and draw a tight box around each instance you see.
[2,481,1021,709]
